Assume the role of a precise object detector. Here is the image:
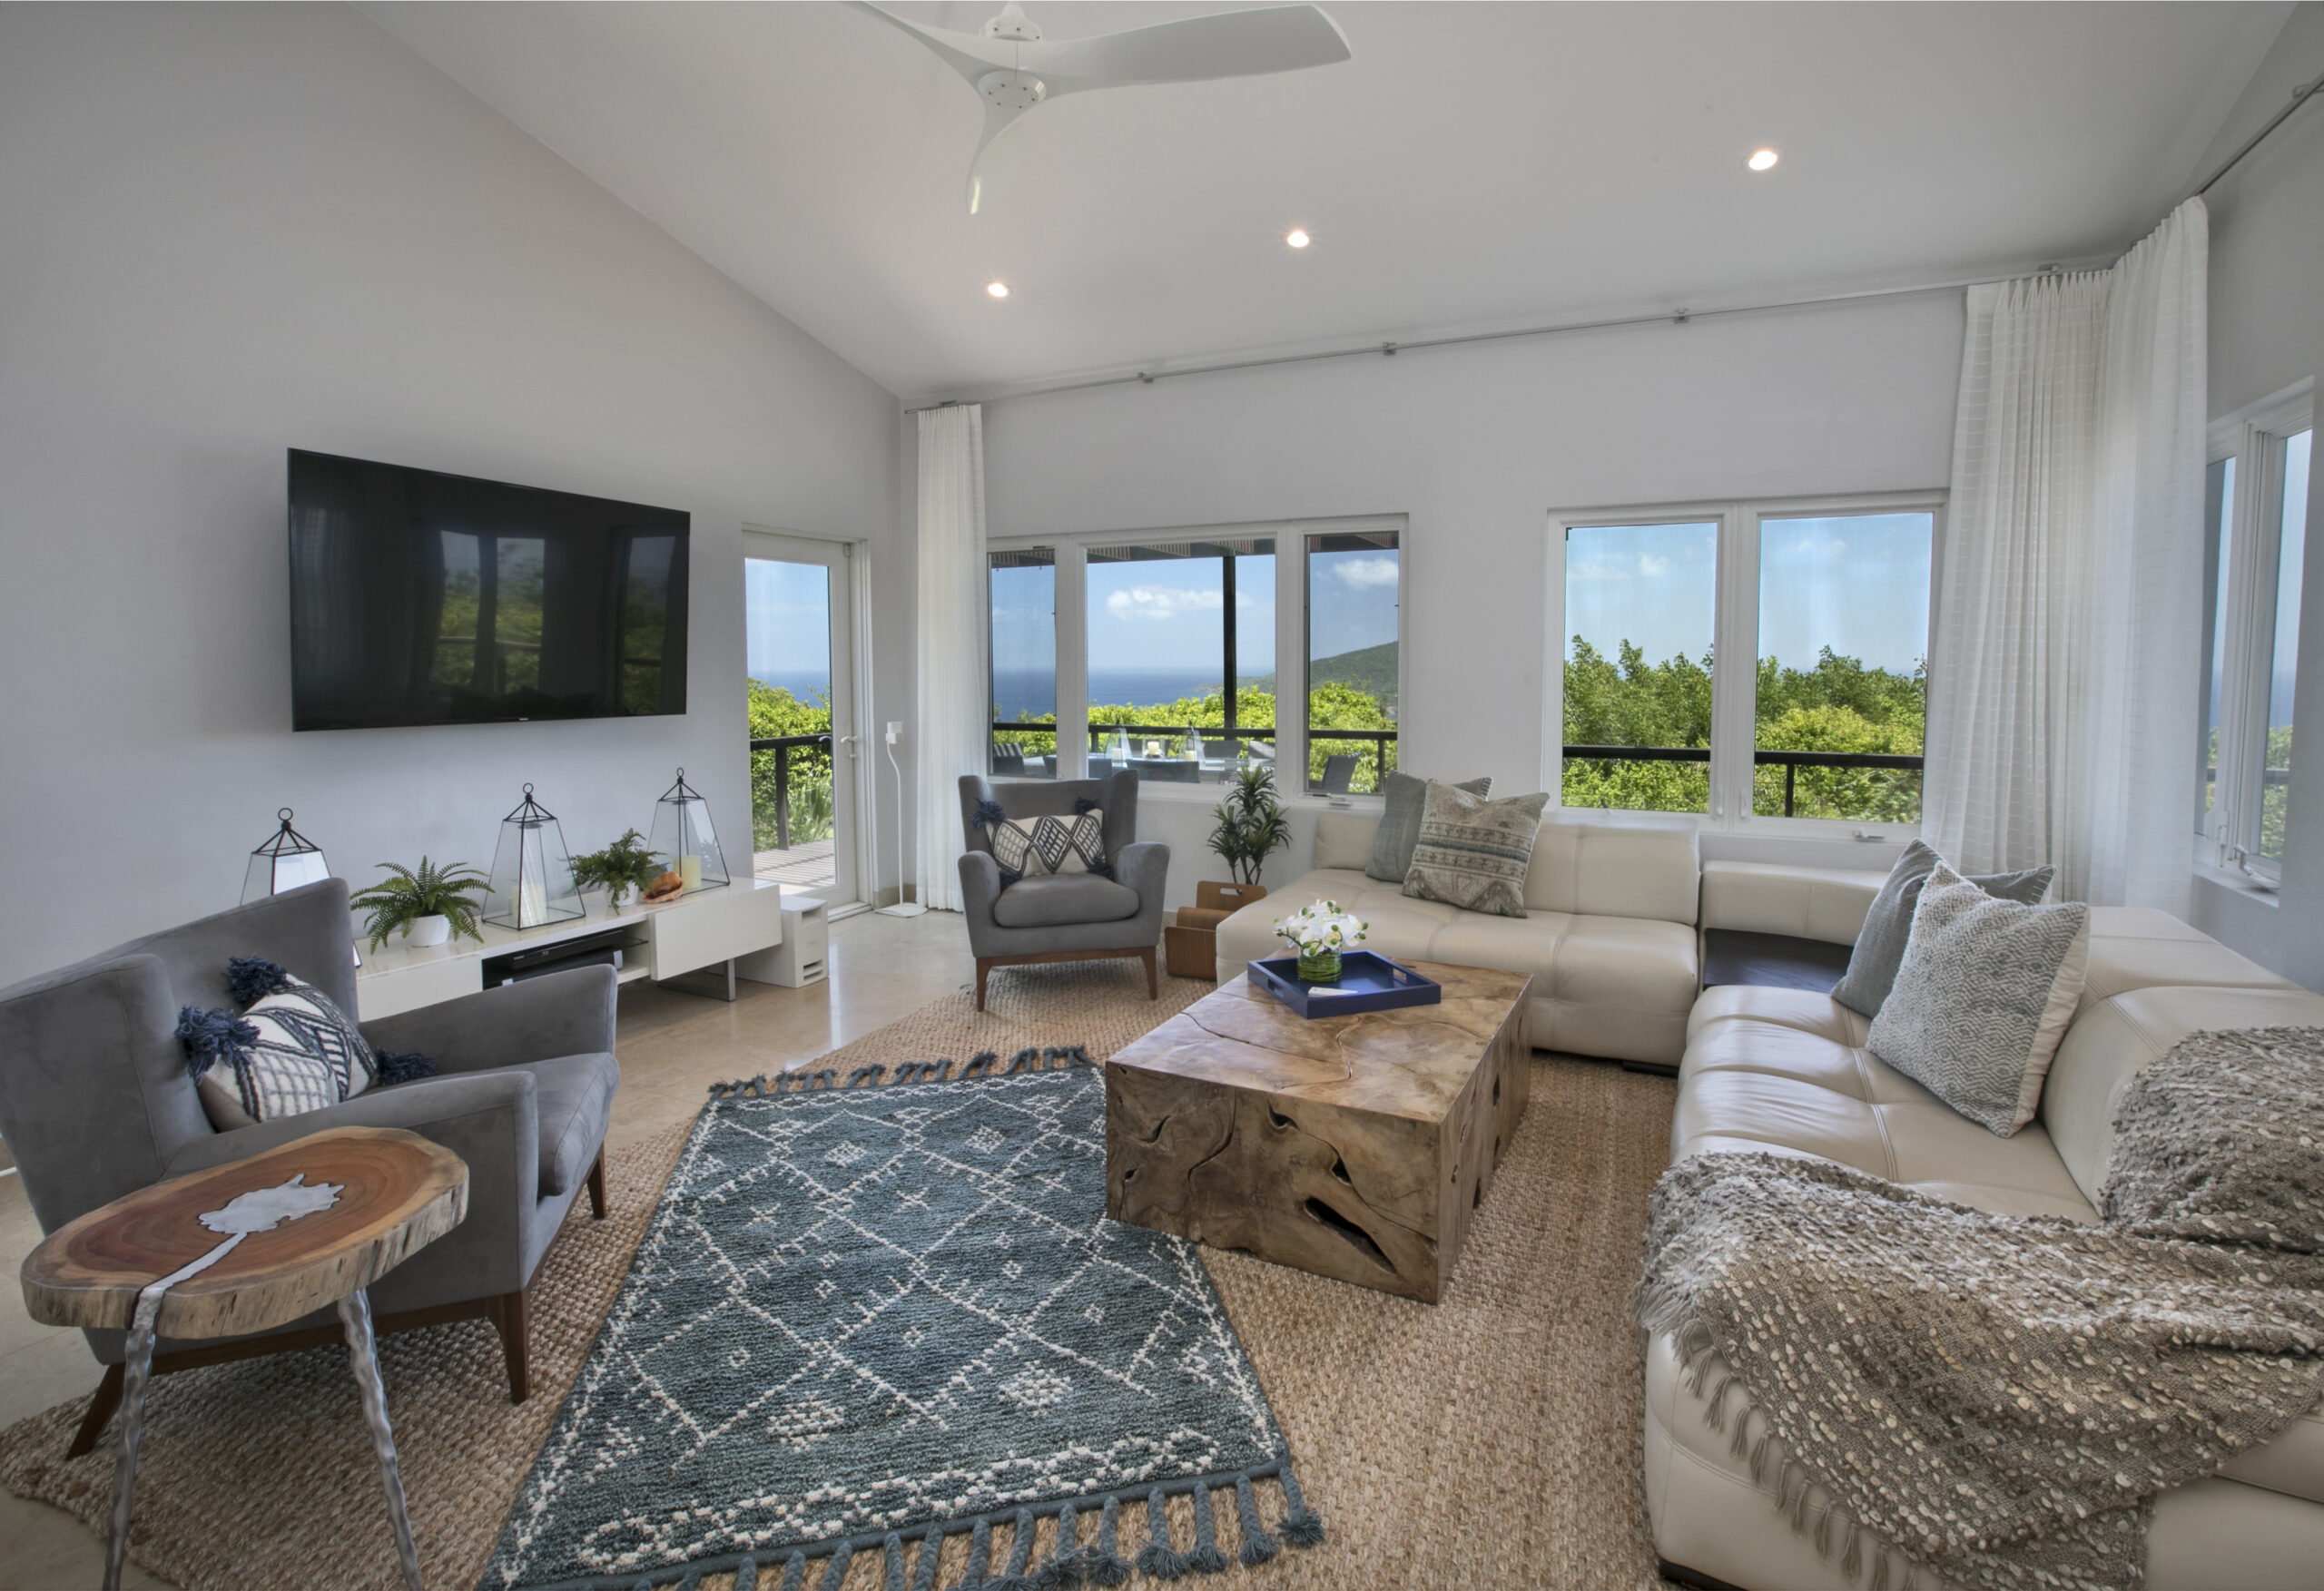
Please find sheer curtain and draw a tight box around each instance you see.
[1924,199,2208,912]
[911,405,987,913]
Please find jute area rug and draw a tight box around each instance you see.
[0,960,1679,1591]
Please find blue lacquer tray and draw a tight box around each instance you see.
[1247,950,1443,1018]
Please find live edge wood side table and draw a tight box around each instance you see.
[21,1126,468,1591]
[1105,961,1533,1302]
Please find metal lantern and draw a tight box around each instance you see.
[241,809,332,904]
[483,784,585,931]
[646,768,731,894]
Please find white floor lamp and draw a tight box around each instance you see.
[875,721,927,918]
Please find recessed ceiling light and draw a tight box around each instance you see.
[986,280,1009,299]
[1285,229,1311,249]
[1747,147,1779,172]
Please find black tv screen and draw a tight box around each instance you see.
[289,450,688,731]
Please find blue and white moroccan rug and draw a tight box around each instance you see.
[481,1049,1321,1591]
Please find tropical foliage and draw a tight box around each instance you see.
[1207,765,1293,885]
[748,679,834,851]
[1561,639,1925,821]
[350,857,489,951]
[1000,680,1398,792]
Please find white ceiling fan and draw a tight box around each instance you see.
[852,2,1352,213]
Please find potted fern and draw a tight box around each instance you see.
[350,858,489,952]
[1207,764,1293,889]
[572,829,663,911]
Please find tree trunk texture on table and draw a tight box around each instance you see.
[1105,964,1532,1302]
[21,1126,468,1341]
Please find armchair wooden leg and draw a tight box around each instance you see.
[67,1363,125,1458]
[975,958,992,1012]
[586,1149,607,1220]
[1140,946,1157,999]
[492,1290,531,1404]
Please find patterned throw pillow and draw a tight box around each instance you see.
[1830,840,2056,1017]
[1865,862,2090,1137]
[176,958,432,1132]
[1364,771,1492,883]
[1400,781,1551,918]
[985,809,1108,885]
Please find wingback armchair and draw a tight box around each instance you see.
[957,770,1170,1009]
[0,879,618,1454]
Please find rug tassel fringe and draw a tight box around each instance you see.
[777,1550,807,1591]
[850,1064,888,1087]
[1870,1549,1890,1591]
[986,1506,1037,1591]
[734,1556,758,1591]
[1815,1501,1834,1561]
[1275,1465,1324,1548]
[882,1531,907,1591]
[1231,1473,1278,1566]
[910,1523,943,1591]
[957,1515,993,1591]
[1704,1373,1735,1431]
[1841,1519,1862,1583]
[1730,1408,1753,1459]
[1186,1483,1228,1575]
[1031,1498,1078,1589]
[820,1541,852,1591]
[1088,1492,1131,1586]
[1135,1484,1187,1580]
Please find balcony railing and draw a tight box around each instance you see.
[749,732,832,850]
[1561,743,1925,819]
[987,722,1398,793]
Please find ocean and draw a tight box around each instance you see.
[995,666,1255,721]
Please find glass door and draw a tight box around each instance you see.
[743,533,861,908]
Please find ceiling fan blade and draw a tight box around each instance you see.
[967,101,1029,215]
[1025,5,1351,93]
[845,1,1019,84]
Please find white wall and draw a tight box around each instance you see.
[980,292,1964,904]
[0,4,902,987]
[2193,2,2324,987]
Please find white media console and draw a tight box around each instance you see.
[355,876,789,1020]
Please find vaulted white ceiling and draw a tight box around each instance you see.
[366,2,2290,400]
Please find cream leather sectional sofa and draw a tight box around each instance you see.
[1649,890,2324,1591]
[1214,808,1706,1066]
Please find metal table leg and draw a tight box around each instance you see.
[339,1289,425,1591]
[100,1286,165,1591]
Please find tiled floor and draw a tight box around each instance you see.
[0,907,978,1591]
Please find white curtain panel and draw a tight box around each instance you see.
[1925,199,2208,912]
[911,404,988,913]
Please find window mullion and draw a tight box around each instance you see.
[1709,504,1760,829]
[1056,541,1088,781]
[1278,531,1306,791]
[2221,428,2280,862]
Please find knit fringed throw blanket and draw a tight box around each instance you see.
[1635,1026,2324,1591]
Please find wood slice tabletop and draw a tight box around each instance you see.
[21,1126,468,1341]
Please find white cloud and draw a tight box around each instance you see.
[1334,556,1400,589]
[1105,584,1224,620]
[1638,554,1672,576]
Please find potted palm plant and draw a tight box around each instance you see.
[350,858,489,952]
[571,829,664,911]
[1207,764,1293,889]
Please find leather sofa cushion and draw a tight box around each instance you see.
[1313,811,1380,871]
[2078,907,2297,1013]
[2041,984,2324,1209]
[513,1051,618,1199]
[990,873,1141,928]
[1699,859,1888,945]
[1523,810,1699,922]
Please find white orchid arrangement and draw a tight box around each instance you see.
[1275,900,1368,955]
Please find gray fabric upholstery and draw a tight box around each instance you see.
[956,774,1167,961]
[1366,771,1492,882]
[1830,840,2056,1017]
[992,874,1143,928]
[0,879,618,1365]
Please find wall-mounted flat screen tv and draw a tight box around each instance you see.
[289,449,689,731]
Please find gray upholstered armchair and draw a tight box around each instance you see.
[958,771,1170,1010]
[0,879,617,1454]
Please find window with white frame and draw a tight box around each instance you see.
[2205,383,2313,881]
[986,517,1405,794]
[1552,496,1939,829]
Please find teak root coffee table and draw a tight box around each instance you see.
[1105,960,1532,1302]
[21,1126,468,1591]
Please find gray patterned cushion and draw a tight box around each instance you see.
[1400,782,1551,918]
[1831,840,2054,1017]
[987,810,1105,881]
[1365,771,1492,882]
[1865,862,2089,1136]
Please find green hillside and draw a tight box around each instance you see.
[1243,641,1398,714]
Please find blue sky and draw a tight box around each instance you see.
[1307,546,1400,660]
[745,557,831,688]
[2273,429,2309,730]
[1564,513,1932,674]
[1084,552,1275,674]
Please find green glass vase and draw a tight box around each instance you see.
[1295,945,1342,983]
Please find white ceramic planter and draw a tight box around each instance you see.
[406,914,452,948]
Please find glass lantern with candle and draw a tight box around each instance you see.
[646,769,730,895]
[483,784,586,931]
